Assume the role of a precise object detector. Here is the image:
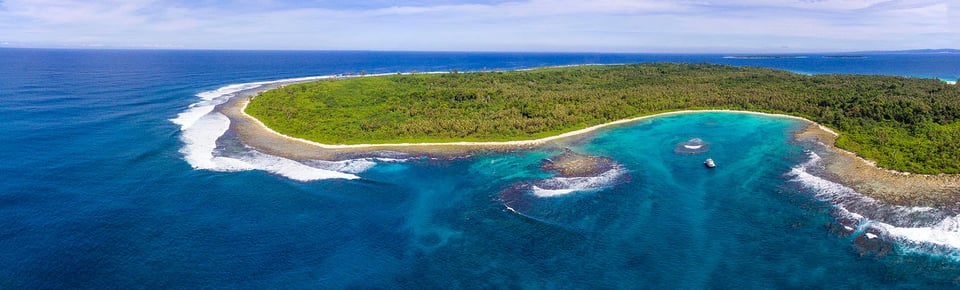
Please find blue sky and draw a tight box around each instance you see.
[0,0,955,52]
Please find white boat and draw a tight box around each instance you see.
[704,158,716,168]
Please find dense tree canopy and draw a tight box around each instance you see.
[246,63,960,174]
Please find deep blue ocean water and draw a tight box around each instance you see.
[2,48,960,288]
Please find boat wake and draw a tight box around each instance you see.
[788,151,960,259]
[171,77,398,181]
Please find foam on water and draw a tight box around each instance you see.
[303,159,380,174]
[171,76,371,181]
[674,138,710,154]
[177,111,255,171]
[531,167,625,197]
[243,151,358,181]
[171,82,269,129]
[530,187,578,198]
[788,151,960,257]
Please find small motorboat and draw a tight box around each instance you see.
[704,158,716,168]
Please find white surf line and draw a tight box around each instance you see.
[172,75,372,181]
[790,151,960,252]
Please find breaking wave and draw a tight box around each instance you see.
[500,165,629,231]
[531,167,626,197]
[170,76,393,181]
[674,138,710,154]
[787,151,960,259]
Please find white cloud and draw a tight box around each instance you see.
[2,0,154,25]
[722,0,888,10]
[0,0,954,51]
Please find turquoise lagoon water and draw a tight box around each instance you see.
[2,49,960,288]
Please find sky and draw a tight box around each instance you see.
[0,0,955,52]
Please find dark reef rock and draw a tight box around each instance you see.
[853,229,893,258]
[824,222,856,237]
[540,148,615,177]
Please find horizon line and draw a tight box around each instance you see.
[1,46,958,55]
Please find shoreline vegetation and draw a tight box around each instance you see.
[246,63,960,174]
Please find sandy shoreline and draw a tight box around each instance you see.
[219,80,959,206]
[239,97,817,149]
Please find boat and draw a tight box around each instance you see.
[704,158,716,168]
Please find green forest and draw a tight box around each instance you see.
[245,63,960,174]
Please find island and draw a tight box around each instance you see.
[232,63,960,205]
[722,55,808,59]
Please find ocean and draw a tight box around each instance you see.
[1,48,959,288]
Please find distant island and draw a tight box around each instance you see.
[852,48,960,54]
[724,55,870,59]
[245,63,960,175]
[723,55,807,59]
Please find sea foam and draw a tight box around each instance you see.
[532,167,625,197]
[788,151,960,256]
[171,76,374,181]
